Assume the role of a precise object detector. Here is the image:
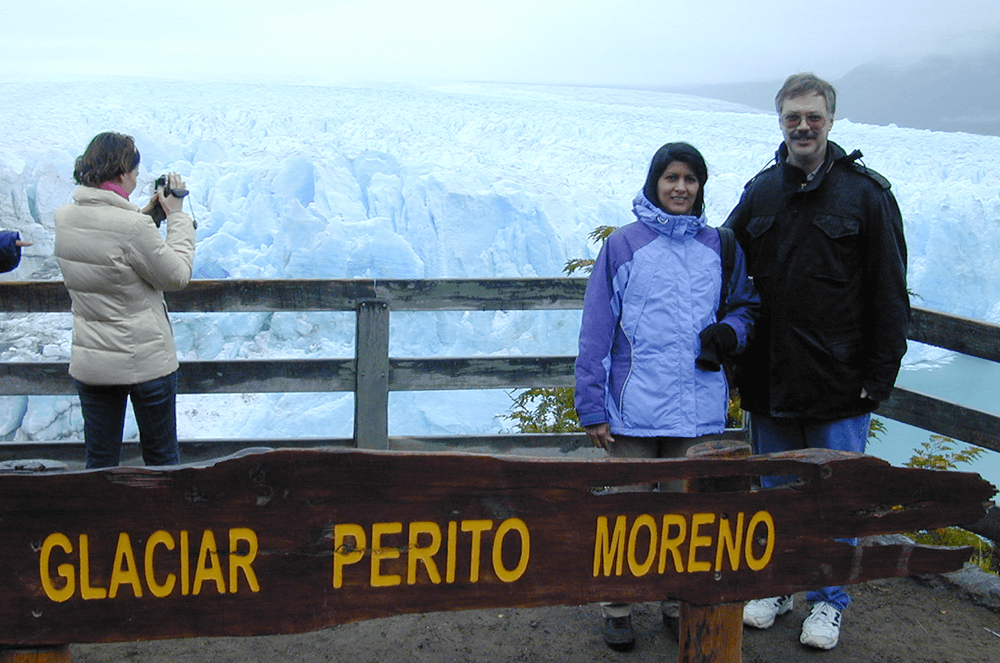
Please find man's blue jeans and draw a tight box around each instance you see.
[749,412,871,612]
[74,372,180,469]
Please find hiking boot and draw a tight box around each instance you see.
[603,614,636,651]
[800,601,842,650]
[743,595,793,629]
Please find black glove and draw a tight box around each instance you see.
[696,323,737,372]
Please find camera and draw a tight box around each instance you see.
[149,175,190,226]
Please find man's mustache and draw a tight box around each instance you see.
[790,131,817,140]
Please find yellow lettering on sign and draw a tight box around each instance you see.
[145,531,176,598]
[446,521,458,584]
[715,513,745,572]
[180,530,190,596]
[687,513,716,573]
[38,528,262,602]
[193,530,225,595]
[658,514,687,573]
[79,534,107,600]
[492,518,530,583]
[461,520,493,583]
[745,511,776,571]
[593,510,776,578]
[39,533,74,603]
[407,522,442,585]
[370,522,403,588]
[109,533,143,598]
[592,515,627,577]
[332,518,533,588]
[627,515,657,577]
[333,523,367,589]
[229,528,260,593]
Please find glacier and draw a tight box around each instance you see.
[0,79,998,484]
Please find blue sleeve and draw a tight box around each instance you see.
[0,231,21,273]
[574,239,623,427]
[720,242,759,353]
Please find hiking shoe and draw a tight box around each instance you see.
[603,615,636,651]
[800,602,842,650]
[743,595,793,629]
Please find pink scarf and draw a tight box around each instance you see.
[98,181,129,201]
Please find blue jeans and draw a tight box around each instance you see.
[74,372,180,469]
[749,412,871,612]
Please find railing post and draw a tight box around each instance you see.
[677,438,752,663]
[354,301,390,449]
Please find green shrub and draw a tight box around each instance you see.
[905,435,995,574]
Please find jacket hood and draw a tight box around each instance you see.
[632,191,707,238]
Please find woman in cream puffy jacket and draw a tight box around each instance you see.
[54,132,195,468]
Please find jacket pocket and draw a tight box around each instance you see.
[746,214,774,239]
[812,214,860,240]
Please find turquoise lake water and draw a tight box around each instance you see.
[872,350,1000,496]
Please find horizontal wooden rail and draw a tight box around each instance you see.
[876,387,1000,454]
[909,307,1000,363]
[0,278,589,313]
[0,356,575,396]
[1,279,997,457]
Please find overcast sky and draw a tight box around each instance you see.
[3,0,999,88]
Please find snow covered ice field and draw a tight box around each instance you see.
[1,79,998,486]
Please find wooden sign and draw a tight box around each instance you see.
[0,448,993,646]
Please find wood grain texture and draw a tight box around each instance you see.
[0,447,992,646]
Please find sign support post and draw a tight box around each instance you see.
[678,438,752,663]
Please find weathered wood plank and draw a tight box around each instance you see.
[0,448,990,646]
[877,386,1000,453]
[964,504,1000,544]
[372,278,588,311]
[355,302,390,449]
[179,359,356,394]
[165,280,374,312]
[0,431,745,465]
[0,279,588,313]
[0,282,71,312]
[0,440,354,465]
[0,362,74,395]
[910,306,1000,363]
[390,356,576,390]
[0,355,577,396]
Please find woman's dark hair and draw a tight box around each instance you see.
[73,132,141,187]
[642,142,708,216]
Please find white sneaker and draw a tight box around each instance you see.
[800,602,842,650]
[743,595,793,629]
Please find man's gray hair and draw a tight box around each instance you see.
[774,73,837,117]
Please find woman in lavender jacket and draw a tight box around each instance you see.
[574,142,759,650]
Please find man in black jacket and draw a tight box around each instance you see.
[725,73,909,650]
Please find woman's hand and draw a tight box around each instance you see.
[156,172,186,215]
[585,423,615,451]
[15,240,32,247]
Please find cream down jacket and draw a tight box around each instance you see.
[54,186,195,385]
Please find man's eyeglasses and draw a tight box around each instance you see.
[782,113,828,129]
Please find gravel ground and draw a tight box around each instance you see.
[64,571,1000,663]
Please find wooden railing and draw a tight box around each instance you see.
[1,279,999,463]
